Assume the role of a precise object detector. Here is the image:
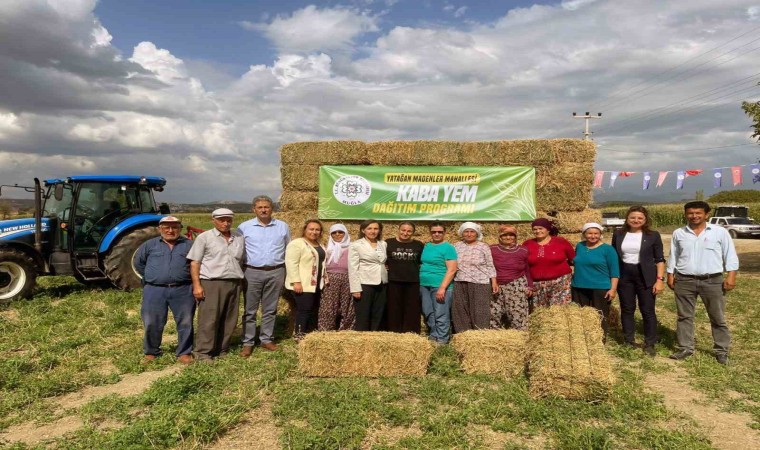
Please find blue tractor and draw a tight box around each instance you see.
[0,175,171,301]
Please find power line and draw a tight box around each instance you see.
[590,23,760,112]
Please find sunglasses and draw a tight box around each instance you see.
[430,230,445,234]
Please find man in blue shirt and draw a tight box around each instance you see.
[237,195,291,355]
[667,201,739,365]
[134,216,195,364]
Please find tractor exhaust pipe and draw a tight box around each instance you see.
[33,178,42,253]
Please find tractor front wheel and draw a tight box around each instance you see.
[104,226,159,290]
[0,249,37,302]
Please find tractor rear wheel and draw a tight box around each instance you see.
[0,249,37,302]
[104,226,159,290]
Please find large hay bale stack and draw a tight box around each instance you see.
[298,331,436,377]
[277,139,597,244]
[451,329,527,377]
[527,304,614,400]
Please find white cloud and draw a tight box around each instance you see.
[1,0,759,202]
[244,5,379,54]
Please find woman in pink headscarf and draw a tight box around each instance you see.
[523,218,575,308]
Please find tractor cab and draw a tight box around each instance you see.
[43,176,168,281]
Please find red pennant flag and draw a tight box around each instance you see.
[685,170,703,177]
[618,172,634,177]
[732,166,742,186]
[593,171,604,188]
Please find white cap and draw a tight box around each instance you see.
[159,215,182,224]
[581,222,603,233]
[212,208,234,218]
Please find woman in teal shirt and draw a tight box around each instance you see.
[571,222,620,339]
[419,221,458,344]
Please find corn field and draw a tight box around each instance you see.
[601,202,760,229]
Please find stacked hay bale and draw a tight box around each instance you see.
[298,331,436,377]
[527,304,614,400]
[451,329,527,378]
[278,139,598,244]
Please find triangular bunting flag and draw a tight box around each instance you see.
[713,168,722,188]
[732,166,742,186]
[593,171,604,188]
[656,171,669,188]
[643,172,651,190]
[609,171,619,188]
[676,170,686,189]
[752,163,760,184]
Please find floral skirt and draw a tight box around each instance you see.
[492,276,530,330]
[531,273,572,308]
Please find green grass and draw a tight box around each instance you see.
[1,274,759,448]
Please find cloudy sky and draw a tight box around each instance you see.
[1,0,758,203]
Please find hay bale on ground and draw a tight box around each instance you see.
[527,304,614,400]
[281,141,370,165]
[298,331,436,377]
[451,329,527,377]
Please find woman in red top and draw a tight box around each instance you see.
[523,218,575,308]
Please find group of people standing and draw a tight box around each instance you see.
[136,198,739,366]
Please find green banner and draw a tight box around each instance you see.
[318,166,536,221]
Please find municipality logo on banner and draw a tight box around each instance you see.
[318,165,536,221]
[333,175,372,206]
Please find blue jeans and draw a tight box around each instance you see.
[141,284,196,356]
[420,286,452,344]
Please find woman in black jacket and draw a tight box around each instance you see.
[611,206,665,356]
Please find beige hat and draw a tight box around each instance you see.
[212,208,234,218]
[159,215,182,224]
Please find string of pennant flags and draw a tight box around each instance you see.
[594,163,760,190]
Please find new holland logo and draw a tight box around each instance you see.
[333,175,371,206]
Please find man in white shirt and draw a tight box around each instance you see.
[666,201,739,365]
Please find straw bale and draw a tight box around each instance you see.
[281,141,370,165]
[298,331,436,377]
[451,329,527,377]
[461,139,595,167]
[366,141,463,166]
[527,304,614,400]
[535,163,594,211]
[279,191,319,212]
[608,305,621,331]
[281,165,320,191]
[551,210,603,234]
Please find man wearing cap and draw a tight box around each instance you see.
[237,195,290,355]
[187,208,246,361]
[134,216,195,364]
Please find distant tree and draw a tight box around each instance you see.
[695,189,704,201]
[0,200,11,219]
[708,190,760,203]
[742,99,760,145]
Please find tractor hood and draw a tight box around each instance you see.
[0,218,50,241]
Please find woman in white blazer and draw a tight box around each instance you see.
[285,219,327,339]
[348,219,388,331]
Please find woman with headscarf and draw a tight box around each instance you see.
[571,222,620,340]
[523,218,575,308]
[318,224,355,330]
[490,225,533,330]
[452,222,498,332]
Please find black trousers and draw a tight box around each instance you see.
[571,287,610,338]
[618,263,658,346]
[386,281,422,333]
[294,289,321,336]
[354,284,387,331]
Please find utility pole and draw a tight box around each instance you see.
[572,112,602,140]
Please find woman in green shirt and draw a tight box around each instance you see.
[571,222,620,339]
